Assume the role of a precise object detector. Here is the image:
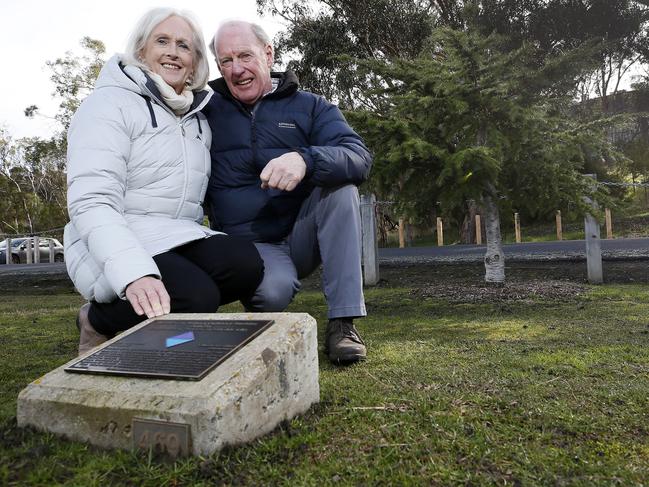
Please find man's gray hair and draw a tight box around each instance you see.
[209,20,272,63]
[123,7,210,91]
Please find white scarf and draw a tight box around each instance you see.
[146,71,194,116]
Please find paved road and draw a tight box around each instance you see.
[0,262,67,275]
[0,237,647,275]
[379,237,649,262]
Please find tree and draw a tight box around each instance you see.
[23,37,105,233]
[0,37,106,237]
[460,1,649,111]
[347,29,617,282]
[260,0,641,223]
[26,37,106,132]
[0,129,70,235]
[257,0,439,108]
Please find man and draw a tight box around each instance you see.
[204,20,372,364]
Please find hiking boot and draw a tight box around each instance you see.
[77,303,108,356]
[324,318,367,364]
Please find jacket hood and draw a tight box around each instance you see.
[94,54,147,94]
[95,54,211,114]
[208,70,299,103]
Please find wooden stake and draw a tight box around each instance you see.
[33,236,40,264]
[398,218,405,248]
[556,210,563,241]
[49,239,55,263]
[436,217,444,246]
[475,215,482,245]
[584,175,603,284]
[360,194,379,286]
[514,212,521,243]
[605,208,613,239]
[26,239,32,264]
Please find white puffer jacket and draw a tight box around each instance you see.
[64,54,217,303]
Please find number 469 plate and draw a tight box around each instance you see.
[132,418,191,458]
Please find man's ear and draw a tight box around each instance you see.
[265,44,274,68]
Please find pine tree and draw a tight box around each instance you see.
[348,29,618,282]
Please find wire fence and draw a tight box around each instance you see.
[1,179,647,243]
[0,227,65,239]
[599,181,649,188]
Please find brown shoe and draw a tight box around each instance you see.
[77,303,107,356]
[324,318,367,365]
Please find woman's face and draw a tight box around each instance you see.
[141,16,195,94]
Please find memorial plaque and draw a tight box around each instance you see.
[64,319,274,380]
[132,418,191,457]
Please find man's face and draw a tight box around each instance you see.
[215,24,274,106]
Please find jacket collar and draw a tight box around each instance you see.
[120,62,212,116]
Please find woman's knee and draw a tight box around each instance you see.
[226,239,265,293]
[172,279,220,313]
[240,242,265,288]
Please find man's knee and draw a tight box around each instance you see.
[245,272,299,312]
[326,184,359,203]
[319,184,360,221]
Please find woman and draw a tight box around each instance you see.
[65,8,264,355]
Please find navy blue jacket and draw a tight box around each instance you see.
[203,71,372,242]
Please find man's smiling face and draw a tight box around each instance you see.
[215,23,274,106]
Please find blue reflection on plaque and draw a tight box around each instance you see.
[166,331,195,348]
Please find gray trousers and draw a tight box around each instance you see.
[242,184,367,319]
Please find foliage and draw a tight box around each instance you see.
[347,29,619,225]
[26,37,105,132]
[0,38,105,237]
[260,1,649,108]
[257,0,438,108]
[0,129,67,235]
[260,0,644,230]
[2,267,649,484]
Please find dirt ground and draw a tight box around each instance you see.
[371,259,649,288]
[302,259,649,303]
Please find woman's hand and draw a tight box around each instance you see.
[125,276,171,319]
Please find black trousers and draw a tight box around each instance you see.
[88,235,264,336]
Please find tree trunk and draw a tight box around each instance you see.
[482,186,505,284]
[460,199,478,244]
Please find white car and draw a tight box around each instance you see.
[0,237,64,264]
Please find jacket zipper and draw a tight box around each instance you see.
[250,103,260,164]
[139,91,211,219]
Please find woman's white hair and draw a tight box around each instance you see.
[123,7,209,91]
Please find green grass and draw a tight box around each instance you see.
[2,280,649,485]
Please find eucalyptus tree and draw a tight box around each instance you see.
[466,0,649,111]
[25,36,105,132]
[4,37,107,235]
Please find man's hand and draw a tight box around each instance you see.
[260,152,306,191]
[125,276,171,319]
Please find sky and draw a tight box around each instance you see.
[1,1,284,139]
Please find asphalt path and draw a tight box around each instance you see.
[0,238,647,276]
[0,262,68,275]
[379,238,649,260]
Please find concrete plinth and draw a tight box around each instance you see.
[17,313,319,456]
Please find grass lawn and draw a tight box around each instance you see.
[1,271,649,486]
